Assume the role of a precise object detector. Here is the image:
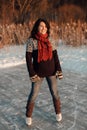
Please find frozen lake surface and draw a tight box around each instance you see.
[58,44,87,74]
[0,44,87,130]
[0,44,87,74]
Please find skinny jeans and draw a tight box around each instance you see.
[26,75,61,117]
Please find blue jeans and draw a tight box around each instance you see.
[26,76,61,117]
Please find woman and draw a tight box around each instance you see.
[25,18,63,126]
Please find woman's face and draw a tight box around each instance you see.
[38,22,47,34]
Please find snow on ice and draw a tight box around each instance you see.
[0,43,87,74]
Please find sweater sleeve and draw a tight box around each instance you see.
[53,50,62,72]
[26,38,36,77]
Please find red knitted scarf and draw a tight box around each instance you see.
[35,32,52,63]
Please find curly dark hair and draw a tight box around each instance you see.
[30,18,50,38]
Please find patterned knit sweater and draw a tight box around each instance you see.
[26,38,62,78]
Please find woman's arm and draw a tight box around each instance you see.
[26,38,40,82]
[53,50,63,79]
[26,51,36,77]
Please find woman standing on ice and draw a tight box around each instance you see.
[25,18,63,126]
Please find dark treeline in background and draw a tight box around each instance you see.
[0,0,87,25]
[0,0,87,48]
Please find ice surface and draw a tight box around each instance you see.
[0,44,87,74]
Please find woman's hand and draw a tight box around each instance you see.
[30,75,40,82]
[55,71,63,80]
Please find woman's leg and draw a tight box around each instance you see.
[46,76,61,114]
[26,79,43,117]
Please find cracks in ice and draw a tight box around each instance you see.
[68,84,78,130]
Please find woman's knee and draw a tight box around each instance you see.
[28,80,42,102]
[53,90,60,100]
